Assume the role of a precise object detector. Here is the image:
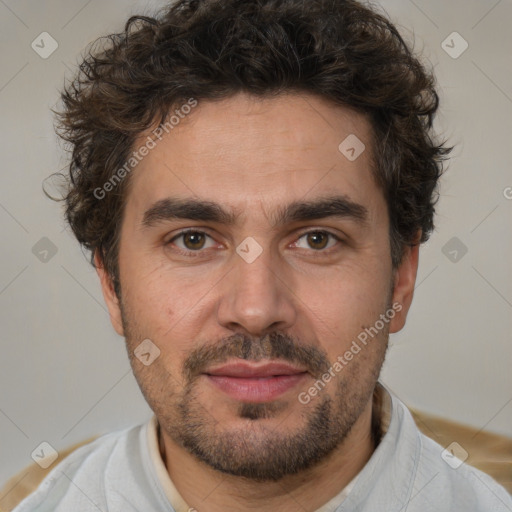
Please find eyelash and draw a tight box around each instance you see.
[165,228,344,257]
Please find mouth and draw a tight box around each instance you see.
[203,361,309,403]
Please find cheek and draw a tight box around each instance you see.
[121,267,217,365]
[300,265,391,352]
[118,270,178,356]
[121,251,174,307]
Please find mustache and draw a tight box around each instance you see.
[183,332,331,383]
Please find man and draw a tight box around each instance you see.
[14,0,512,510]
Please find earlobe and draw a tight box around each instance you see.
[389,241,420,334]
[94,251,125,336]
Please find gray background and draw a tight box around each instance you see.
[1,0,511,490]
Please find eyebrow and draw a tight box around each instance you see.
[141,195,369,229]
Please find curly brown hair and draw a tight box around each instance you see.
[54,0,451,297]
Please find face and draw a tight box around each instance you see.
[97,93,418,481]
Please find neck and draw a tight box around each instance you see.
[159,397,377,512]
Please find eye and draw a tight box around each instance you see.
[293,230,341,251]
[167,230,216,252]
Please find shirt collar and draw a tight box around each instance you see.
[147,381,394,512]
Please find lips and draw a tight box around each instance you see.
[205,361,308,378]
[204,361,309,402]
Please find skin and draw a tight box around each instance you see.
[96,92,419,512]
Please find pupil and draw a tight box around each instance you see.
[308,232,327,249]
[185,232,204,249]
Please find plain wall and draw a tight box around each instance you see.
[1,0,511,488]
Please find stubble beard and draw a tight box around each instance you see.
[120,300,390,482]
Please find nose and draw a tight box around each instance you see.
[216,244,297,337]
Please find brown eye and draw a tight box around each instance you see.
[168,230,216,252]
[306,232,329,250]
[183,232,206,250]
[293,230,340,252]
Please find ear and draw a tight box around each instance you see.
[389,238,420,334]
[94,250,124,336]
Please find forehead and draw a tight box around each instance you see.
[125,93,384,224]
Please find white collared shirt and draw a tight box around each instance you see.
[13,383,512,512]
